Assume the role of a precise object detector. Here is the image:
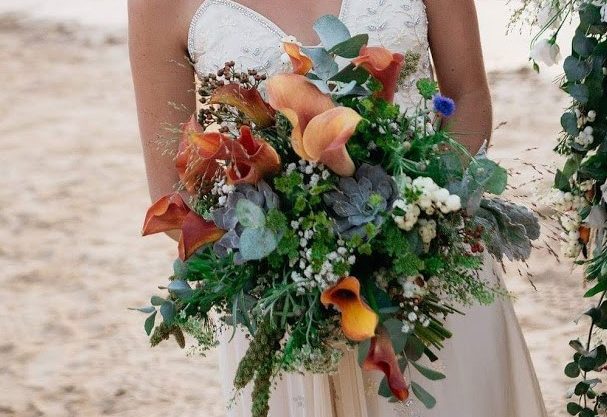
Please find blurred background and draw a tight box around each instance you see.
[0,1,582,416]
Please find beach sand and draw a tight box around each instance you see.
[0,4,587,417]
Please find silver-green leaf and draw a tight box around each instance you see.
[313,15,351,50]
[239,227,278,260]
[235,199,266,228]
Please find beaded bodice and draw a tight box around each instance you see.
[188,0,432,109]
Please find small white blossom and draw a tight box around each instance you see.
[587,110,597,123]
[530,38,561,66]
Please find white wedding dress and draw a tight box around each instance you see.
[187,1,549,416]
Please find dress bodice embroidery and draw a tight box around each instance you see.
[187,0,432,109]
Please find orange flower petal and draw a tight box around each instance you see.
[178,211,225,260]
[362,326,409,401]
[352,46,405,103]
[142,193,190,236]
[225,126,281,185]
[176,125,229,193]
[282,40,313,75]
[209,83,275,128]
[266,73,335,160]
[302,107,361,176]
[321,276,378,342]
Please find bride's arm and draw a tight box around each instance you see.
[425,0,492,154]
[128,0,196,241]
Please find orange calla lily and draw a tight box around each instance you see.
[301,107,360,178]
[363,325,409,401]
[142,193,224,261]
[209,83,276,128]
[178,211,226,260]
[225,126,281,185]
[320,276,379,341]
[176,115,229,193]
[142,193,190,236]
[266,73,361,176]
[282,40,313,75]
[352,46,405,103]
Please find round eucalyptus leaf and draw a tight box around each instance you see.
[160,301,176,325]
[573,31,598,58]
[239,227,278,261]
[561,112,579,136]
[235,199,266,228]
[168,280,194,300]
[567,83,590,104]
[313,15,351,50]
[564,56,591,82]
[564,361,581,378]
[566,402,582,415]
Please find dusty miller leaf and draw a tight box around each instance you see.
[474,198,540,261]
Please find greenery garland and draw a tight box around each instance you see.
[513,1,607,415]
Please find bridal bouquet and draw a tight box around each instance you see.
[512,2,607,415]
[136,16,539,416]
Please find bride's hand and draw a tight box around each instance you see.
[426,0,492,155]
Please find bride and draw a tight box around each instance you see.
[128,0,548,416]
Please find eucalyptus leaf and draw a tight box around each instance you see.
[302,47,339,80]
[168,280,193,299]
[470,158,508,195]
[384,319,407,354]
[567,83,590,104]
[329,33,369,58]
[235,199,266,228]
[239,227,278,260]
[144,311,157,336]
[333,80,368,97]
[404,335,425,361]
[150,296,165,306]
[129,306,156,314]
[573,30,598,58]
[160,301,176,325]
[561,112,579,136]
[313,15,351,50]
[570,339,589,355]
[566,402,582,415]
[564,56,592,82]
[564,361,581,378]
[411,382,437,409]
[411,361,446,381]
[329,63,370,84]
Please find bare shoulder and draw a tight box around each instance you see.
[128,0,203,51]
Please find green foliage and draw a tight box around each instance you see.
[473,198,540,262]
[411,382,437,409]
[416,79,438,100]
[313,15,351,50]
[329,33,369,58]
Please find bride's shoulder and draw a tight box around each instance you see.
[128,0,202,48]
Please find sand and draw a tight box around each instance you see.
[0,5,588,417]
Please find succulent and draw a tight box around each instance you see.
[212,181,280,263]
[323,164,399,238]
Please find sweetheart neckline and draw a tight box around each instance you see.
[188,0,349,54]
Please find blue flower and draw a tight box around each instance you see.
[432,94,456,117]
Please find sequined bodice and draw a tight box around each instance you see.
[188,0,432,109]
